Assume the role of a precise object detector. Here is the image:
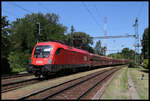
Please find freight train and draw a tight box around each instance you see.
[27,41,129,77]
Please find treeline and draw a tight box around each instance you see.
[141,28,149,69]
[107,48,140,60]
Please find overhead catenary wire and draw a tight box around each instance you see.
[11,3,33,14]
[93,4,103,23]
[81,2,103,32]
[93,4,106,32]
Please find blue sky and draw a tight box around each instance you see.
[2,1,149,55]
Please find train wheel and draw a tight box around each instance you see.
[38,75,41,78]
[35,74,43,79]
[42,74,48,79]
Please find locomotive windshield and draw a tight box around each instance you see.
[34,45,53,58]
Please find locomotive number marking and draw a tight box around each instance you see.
[36,61,43,64]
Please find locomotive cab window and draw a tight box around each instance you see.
[34,45,53,58]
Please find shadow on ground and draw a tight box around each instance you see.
[138,69,149,73]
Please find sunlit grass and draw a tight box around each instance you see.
[12,67,26,73]
[120,68,128,92]
[102,67,130,99]
[129,67,149,99]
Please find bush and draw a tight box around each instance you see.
[143,59,149,69]
[128,61,137,68]
[8,51,30,73]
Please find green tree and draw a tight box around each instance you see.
[94,40,103,55]
[71,25,75,33]
[108,52,123,59]
[121,48,141,63]
[108,48,137,61]
[66,31,93,52]
[116,53,122,59]
[141,28,149,68]
[141,28,149,59]
[8,12,67,72]
[1,16,10,58]
[108,53,115,58]
[1,16,12,74]
[121,48,130,59]
[68,25,75,46]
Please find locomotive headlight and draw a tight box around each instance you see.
[48,59,52,64]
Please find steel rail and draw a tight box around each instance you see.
[19,68,115,100]
[2,73,32,80]
[77,68,119,99]
[1,78,40,93]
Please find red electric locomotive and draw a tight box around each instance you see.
[27,41,90,77]
[27,41,129,78]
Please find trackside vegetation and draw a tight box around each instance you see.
[143,59,148,69]
[102,67,130,99]
[2,13,68,74]
[129,67,149,99]
[102,67,149,99]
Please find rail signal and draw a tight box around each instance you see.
[35,22,40,43]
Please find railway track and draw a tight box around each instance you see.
[1,70,77,93]
[18,67,121,100]
[1,78,43,93]
[2,73,32,80]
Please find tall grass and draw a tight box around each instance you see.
[120,68,128,92]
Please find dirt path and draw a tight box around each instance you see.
[127,69,140,99]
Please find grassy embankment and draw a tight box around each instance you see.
[102,66,149,99]
[12,67,27,73]
[129,67,149,99]
[102,67,130,99]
